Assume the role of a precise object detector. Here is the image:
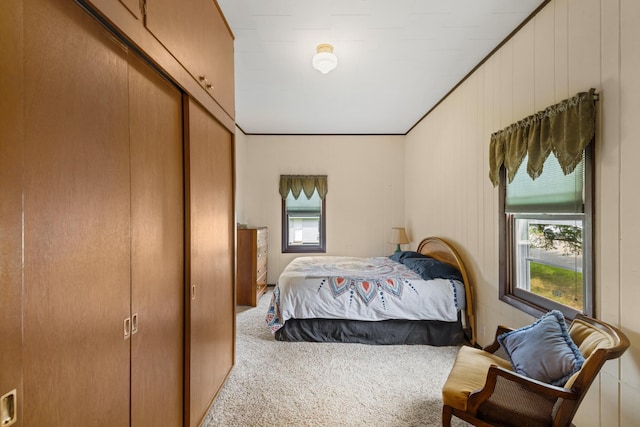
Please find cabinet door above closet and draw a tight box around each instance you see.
[119,0,141,18]
[145,0,235,119]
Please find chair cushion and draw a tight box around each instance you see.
[563,318,615,389]
[498,310,585,386]
[569,318,614,358]
[442,346,513,411]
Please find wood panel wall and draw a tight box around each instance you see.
[404,0,640,425]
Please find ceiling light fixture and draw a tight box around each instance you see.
[312,43,338,74]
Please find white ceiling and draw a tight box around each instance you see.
[217,0,546,135]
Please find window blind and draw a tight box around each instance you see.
[506,152,584,214]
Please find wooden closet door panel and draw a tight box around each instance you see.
[145,0,235,117]
[0,1,24,424]
[23,0,131,425]
[185,98,235,427]
[128,54,184,427]
[119,0,141,19]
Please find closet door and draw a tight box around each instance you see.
[0,1,24,425]
[128,55,184,426]
[22,0,131,425]
[185,98,235,427]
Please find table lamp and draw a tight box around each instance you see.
[389,227,409,253]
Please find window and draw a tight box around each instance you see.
[491,89,596,320]
[500,147,593,319]
[280,175,327,253]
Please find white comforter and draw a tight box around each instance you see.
[266,256,465,333]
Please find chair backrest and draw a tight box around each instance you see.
[553,314,629,426]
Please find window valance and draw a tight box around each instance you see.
[489,88,596,187]
[279,175,328,200]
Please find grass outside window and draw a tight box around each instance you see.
[529,262,583,312]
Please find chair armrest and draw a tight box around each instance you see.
[483,325,513,353]
[466,365,578,414]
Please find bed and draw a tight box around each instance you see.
[266,237,476,346]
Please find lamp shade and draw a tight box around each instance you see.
[312,44,338,74]
[389,227,409,253]
[390,227,409,244]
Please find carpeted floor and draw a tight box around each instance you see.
[202,289,469,427]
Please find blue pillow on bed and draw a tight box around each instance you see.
[401,257,463,282]
[388,251,429,263]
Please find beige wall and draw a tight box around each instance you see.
[404,0,639,425]
[237,134,405,283]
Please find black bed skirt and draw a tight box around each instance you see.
[274,316,464,346]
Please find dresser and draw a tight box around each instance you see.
[237,227,268,306]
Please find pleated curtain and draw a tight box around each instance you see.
[279,175,328,200]
[489,89,596,187]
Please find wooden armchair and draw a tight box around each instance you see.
[441,314,630,427]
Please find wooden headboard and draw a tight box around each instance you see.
[417,237,476,346]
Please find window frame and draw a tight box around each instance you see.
[281,195,326,254]
[499,144,594,320]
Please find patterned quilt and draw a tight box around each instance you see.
[266,256,465,333]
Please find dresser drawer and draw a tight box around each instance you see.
[256,226,267,239]
[256,245,267,262]
[256,254,267,274]
[256,270,267,286]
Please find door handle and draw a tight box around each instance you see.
[1,389,17,426]
[124,317,131,340]
[131,313,138,335]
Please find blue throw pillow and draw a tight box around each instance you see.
[388,251,428,263]
[498,310,584,386]
[401,257,463,282]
